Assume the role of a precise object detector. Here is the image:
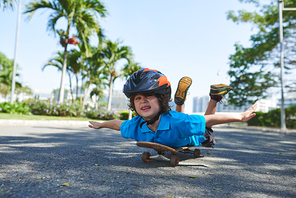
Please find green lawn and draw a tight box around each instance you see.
[0,113,98,121]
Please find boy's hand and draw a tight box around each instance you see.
[88,121,102,129]
[88,120,122,131]
[240,102,257,122]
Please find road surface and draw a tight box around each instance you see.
[0,125,295,197]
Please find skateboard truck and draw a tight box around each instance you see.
[137,141,201,167]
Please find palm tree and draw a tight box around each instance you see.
[1,0,16,10]
[121,61,142,80]
[24,0,107,103]
[42,51,72,98]
[43,50,82,100]
[121,60,142,119]
[0,52,22,99]
[67,48,83,99]
[102,40,132,110]
[82,46,107,105]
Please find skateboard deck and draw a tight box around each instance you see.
[136,141,201,167]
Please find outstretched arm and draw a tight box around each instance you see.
[204,102,257,127]
[88,120,123,131]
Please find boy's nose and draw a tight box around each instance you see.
[141,97,148,102]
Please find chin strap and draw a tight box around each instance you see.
[140,111,162,128]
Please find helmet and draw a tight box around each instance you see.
[123,68,171,98]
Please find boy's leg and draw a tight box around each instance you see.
[175,104,184,113]
[204,99,217,115]
[202,83,232,147]
[174,77,192,113]
[205,84,233,115]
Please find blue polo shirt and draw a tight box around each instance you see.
[120,110,206,147]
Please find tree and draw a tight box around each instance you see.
[24,0,107,103]
[121,61,142,80]
[42,51,74,99]
[102,40,132,110]
[1,0,16,10]
[82,46,108,105]
[67,48,83,100]
[226,0,296,106]
[0,52,22,97]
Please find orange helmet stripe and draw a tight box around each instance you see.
[143,68,158,72]
[157,76,170,87]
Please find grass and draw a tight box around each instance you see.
[0,112,98,121]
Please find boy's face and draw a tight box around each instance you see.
[133,93,160,120]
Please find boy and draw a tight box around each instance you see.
[89,68,257,148]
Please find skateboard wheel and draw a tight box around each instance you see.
[193,149,201,158]
[170,155,179,167]
[142,152,151,162]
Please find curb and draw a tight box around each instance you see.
[219,125,296,137]
[0,119,91,126]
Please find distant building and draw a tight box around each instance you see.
[0,90,54,102]
[193,96,209,113]
[106,89,129,111]
[277,92,296,108]
[192,96,277,113]
[53,90,69,102]
[256,99,277,112]
[73,88,129,110]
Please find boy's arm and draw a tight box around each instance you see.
[88,120,123,131]
[204,102,257,127]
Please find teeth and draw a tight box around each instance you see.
[142,106,150,110]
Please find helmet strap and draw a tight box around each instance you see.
[140,111,162,128]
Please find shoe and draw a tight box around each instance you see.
[210,84,232,102]
[202,128,216,148]
[174,77,192,105]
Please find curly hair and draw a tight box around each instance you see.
[127,93,172,116]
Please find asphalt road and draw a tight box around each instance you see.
[0,125,295,198]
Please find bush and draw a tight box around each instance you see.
[85,106,120,120]
[0,102,31,115]
[0,99,133,121]
[118,110,136,120]
[248,105,296,129]
[28,99,85,117]
[286,105,296,129]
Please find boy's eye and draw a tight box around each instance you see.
[135,97,141,100]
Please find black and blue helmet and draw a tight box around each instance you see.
[123,68,171,98]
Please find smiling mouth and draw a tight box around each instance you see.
[141,106,151,111]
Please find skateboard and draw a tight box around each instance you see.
[136,141,201,167]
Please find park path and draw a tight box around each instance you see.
[0,125,295,197]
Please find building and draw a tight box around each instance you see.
[277,92,296,108]
[106,89,129,111]
[256,99,277,112]
[193,96,209,113]
[192,96,277,113]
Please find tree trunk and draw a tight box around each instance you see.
[107,74,114,110]
[59,44,68,103]
[82,84,90,106]
[76,74,79,100]
[128,110,132,120]
[68,72,73,100]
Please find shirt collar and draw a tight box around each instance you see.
[140,113,170,133]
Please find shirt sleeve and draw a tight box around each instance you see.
[177,113,206,137]
[120,116,142,139]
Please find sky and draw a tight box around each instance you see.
[0,0,259,113]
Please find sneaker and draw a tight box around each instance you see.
[202,127,216,148]
[174,77,192,105]
[210,84,232,102]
